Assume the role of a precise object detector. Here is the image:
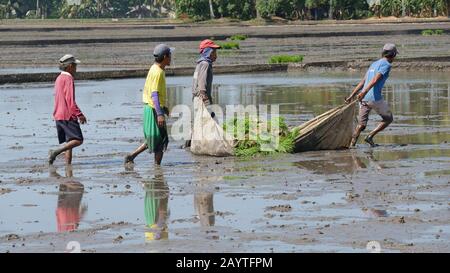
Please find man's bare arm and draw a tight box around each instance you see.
[357,73,383,101]
[345,77,366,103]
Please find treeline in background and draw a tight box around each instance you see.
[0,0,449,21]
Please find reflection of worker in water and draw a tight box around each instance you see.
[350,151,368,170]
[194,174,216,227]
[143,167,169,241]
[53,166,87,232]
[194,192,215,226]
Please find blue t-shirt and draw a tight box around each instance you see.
[362,58,392,101]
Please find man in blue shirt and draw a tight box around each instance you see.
[345,43,398,147]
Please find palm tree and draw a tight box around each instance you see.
[95,0,111,18]
[0,1,14,19]
[127,3,151,18]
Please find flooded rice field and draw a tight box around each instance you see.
[1,22,449,69]
[0,71,448,252]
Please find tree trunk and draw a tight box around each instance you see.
[256,0,261,18]
[208,0,215,19]
[329,0,333,19]
[401,0,405,17]
[447,0,450,18]
[36,0,40,18]
[448,0,450,18]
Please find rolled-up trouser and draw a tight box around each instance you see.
[358,100,393,127]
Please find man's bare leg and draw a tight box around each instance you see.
[365,119,392,147]
[124,143,148,164]
[155,152,163,165]
[350,125,366,147]
[65,149,73,165]
[49,139,82,165]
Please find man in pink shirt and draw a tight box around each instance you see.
[49,54,87,165]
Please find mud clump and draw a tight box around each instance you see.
[6,234,20,241]
[113,235,124,243]
[346,192,360,201]
[16,178,34,185]
[265,204,292,213]
[265,192,297,201]
[0,188,13,195]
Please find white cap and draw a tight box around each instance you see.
[59,54,81,65]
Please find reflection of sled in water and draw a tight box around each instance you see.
[190,99,357,156]
[295,150,384,175]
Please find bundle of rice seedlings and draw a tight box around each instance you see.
[230,35,248,41]
[218,41,240,50]
[422,29,444,36]
[269,55,304,64]
[421,29,435,36]
[223,116,300,157]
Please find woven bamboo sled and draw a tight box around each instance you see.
[293,101,357,153]
[190,99,357,156]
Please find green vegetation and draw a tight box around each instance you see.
[224,116,300,157]
[269,55,304,64]
[422,29,435,35]
[223,175,250,180]
[422,29,445,36]
[229,34,247,41]
[1,1,448,20]
[213,0,255,20]
[218,41,240,50]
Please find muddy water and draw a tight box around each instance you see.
[0,71,448,253]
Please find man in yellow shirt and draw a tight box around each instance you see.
[125,44,172,165]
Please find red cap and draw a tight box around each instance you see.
[199,39,221,53]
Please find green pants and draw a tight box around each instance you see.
[143,105,168,153]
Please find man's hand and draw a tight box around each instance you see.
[345,95,354,104]
[78,115,87,124]
[162,107,170,116]
[157,115,165,128]
[199,91,210,105]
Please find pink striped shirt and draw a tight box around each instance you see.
[53,72,83,121]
